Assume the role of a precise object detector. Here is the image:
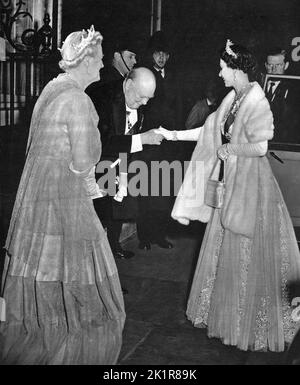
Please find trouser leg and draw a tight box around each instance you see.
[107,219,123,253]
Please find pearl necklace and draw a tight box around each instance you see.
[220,83,252,137]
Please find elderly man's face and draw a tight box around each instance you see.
[125,79,155,109]
[152,51,169,69]
[265,54,288,75]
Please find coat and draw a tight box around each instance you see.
[266,79,300,143]
[136,66,182,211]
[172,82,274,238]
[94,80,145,220]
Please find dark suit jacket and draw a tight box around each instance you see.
[87,74,145,220]
[136,66,182,210]
[86,68,143,161]
[100,81,145,161]
[142,66,181,132]
[266,79,300,143]
[185,99,216,129]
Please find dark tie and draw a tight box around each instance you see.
[157,69,163,78]
[126,111,138,135]
[266,81,276,101]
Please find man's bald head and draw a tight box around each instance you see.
[124,67,156,109]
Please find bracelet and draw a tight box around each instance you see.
[172,131,178,141]
[224,143,230,159]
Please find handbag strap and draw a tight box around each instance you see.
[208,158,226,183]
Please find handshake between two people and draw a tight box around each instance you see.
[140,128,163,145]
[140,126,175,145]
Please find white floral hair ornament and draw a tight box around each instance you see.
[225,39,237,59]
[59,25,102,63]
[72,25,98,53]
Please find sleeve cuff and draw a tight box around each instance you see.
[130,134,143,153]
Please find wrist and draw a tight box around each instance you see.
[220,143,230,160]
[69,162,92,177]
[140,132,147,145]
[171,131,178,141]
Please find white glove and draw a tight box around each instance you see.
[154,126,177,141]
[85,166,107,199]
[114,172,128,202]
[69,164,107,199]
[177,217,190,225]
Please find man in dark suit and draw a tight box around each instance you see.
[87,67,162,263]
[263,47,299,143]
[86,38,137,127]
[136,31,182,251]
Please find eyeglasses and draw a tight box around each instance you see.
[266,63,285,70]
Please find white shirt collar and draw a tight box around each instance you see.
[126,105,136,114]
[154,67,165,77]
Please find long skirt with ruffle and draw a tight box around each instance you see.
[186,160,300,352]
[0,156,125,365]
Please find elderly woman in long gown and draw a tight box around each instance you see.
[157,40,300,352]
[0,26,125,364]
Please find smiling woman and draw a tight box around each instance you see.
[0,26,125,365]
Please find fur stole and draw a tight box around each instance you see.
[172,82,274,238]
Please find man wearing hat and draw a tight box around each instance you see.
[100,38,138,87]
[136,31,182,251]
[86,36,138,114]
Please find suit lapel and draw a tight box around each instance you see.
[112,89,126,135]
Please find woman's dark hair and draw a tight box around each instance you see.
[220,43,257,76]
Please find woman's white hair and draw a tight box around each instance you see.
[59,25,103,71]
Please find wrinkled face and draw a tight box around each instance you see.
[265,54,288,75]
[88,44,104,82]
[125,79,155,109]
[152,51,169,69]
[219,59,235,88]
[121,50,137,71]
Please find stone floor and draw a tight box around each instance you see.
[0,125,292,365]
[115,222,286,365]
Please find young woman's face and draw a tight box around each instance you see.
[219,59,235,88]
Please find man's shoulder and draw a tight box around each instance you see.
[101,66,123,84]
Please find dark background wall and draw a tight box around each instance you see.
[62,0,300,120]
[62,0,152,64]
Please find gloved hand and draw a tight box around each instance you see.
[69,164,107,199]
[114,172,128,202]
[154,126,176,141]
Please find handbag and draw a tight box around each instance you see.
[204,158,225,209]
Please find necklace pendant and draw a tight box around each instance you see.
[225,132,232,141]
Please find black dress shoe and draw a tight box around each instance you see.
[122,287,129,295]
[154,239,173,249]
[138,241,151,250]
[114,248,134,259]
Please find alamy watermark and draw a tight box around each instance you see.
[291,37,300,62]
[96,153,205,206]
